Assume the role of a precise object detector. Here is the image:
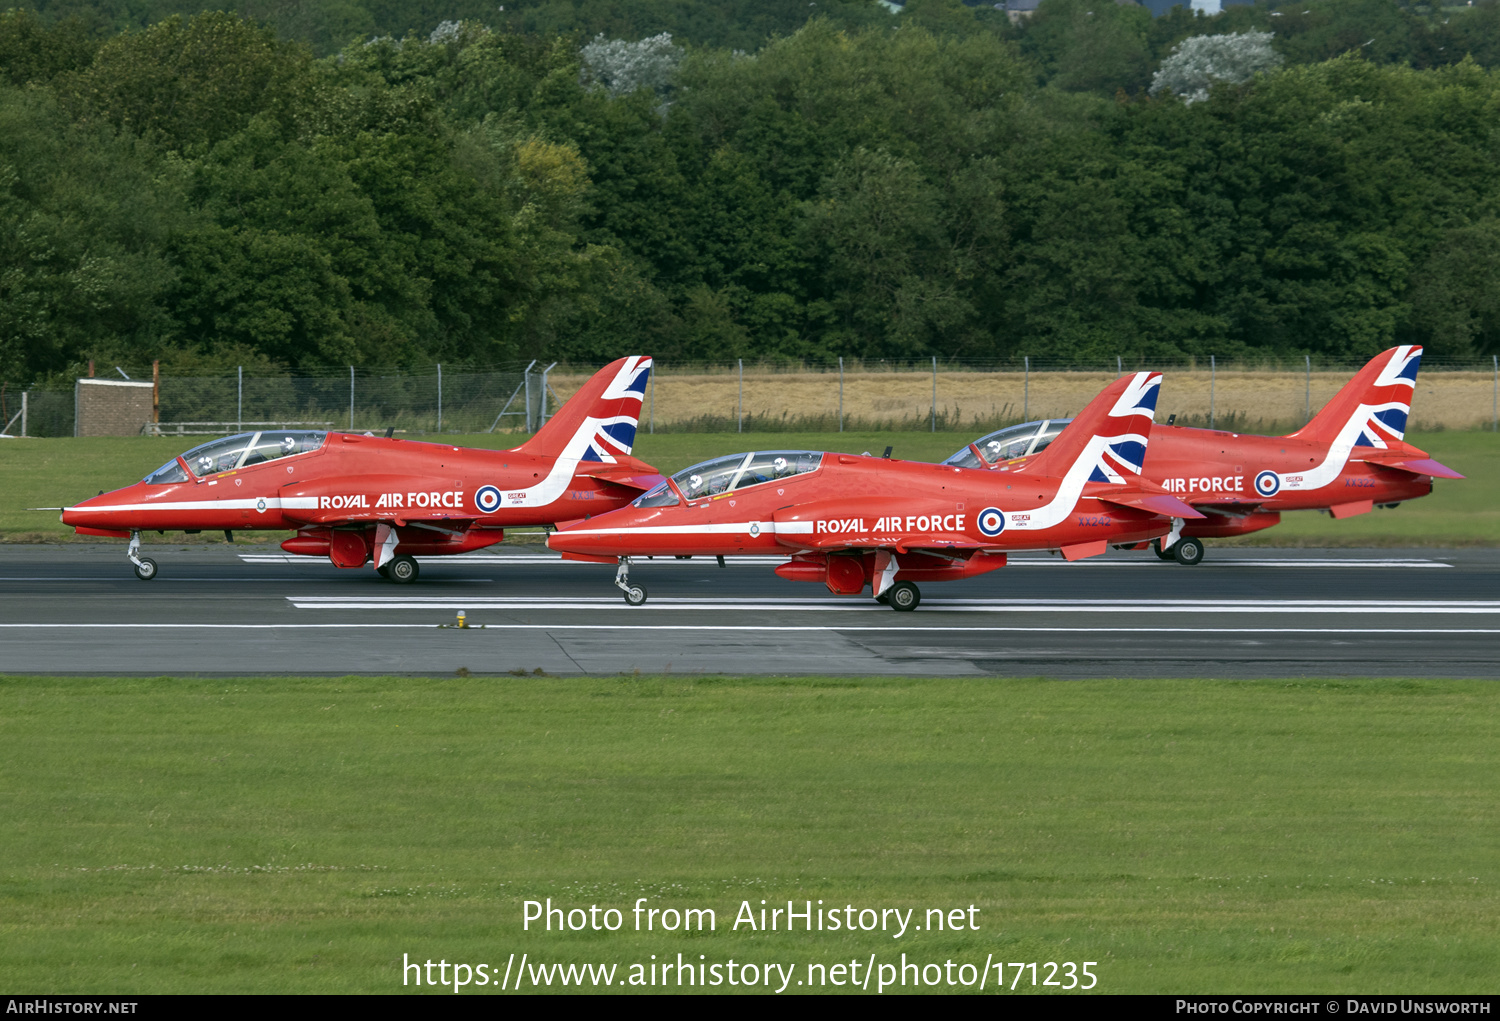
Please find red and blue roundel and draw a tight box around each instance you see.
[977,506,1006,538]
[475,485,502,513]
[1253,470,1281,497]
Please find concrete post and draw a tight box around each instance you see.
[1209,355,1215,430]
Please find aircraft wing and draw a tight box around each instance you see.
[290,507,479,530]
[1188,501,1268,517]
[792,533,1001,554]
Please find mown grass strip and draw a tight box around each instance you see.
[1,675,1495,992]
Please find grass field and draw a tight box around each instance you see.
[0,675,1494,994]
[2,430,1493,545]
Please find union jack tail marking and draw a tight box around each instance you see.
[1288,346,1420,448]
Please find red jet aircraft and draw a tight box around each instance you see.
[62,356,661,582]
[547,372,1205,609]
[942,346,1463,565]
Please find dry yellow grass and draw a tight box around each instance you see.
[549,368,1499,432]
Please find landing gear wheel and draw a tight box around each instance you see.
[1173,537,1205,566]
[622,584,647,606]
[1152,539,1175,561]
[887,581,920,612]
[376,565,390,578]
[133,557,158,581]
[387,555,419,584]
[875,592,890,605]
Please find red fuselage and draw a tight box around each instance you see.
[63,431,659,561]
[550,451,1185,568]
[975,425,1442,538]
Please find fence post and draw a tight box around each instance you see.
[437,363,442,434]
[20,390,26,437]
[237,365,242,432]
[524,365,533,432]
[1305,355,1311,424]
[540,362,557,427]
[838,357,844,432]
[649,364,655,435]
[152,361,160,428]
[1209,355,1215,430]
[931,356,937,432]
[1023,356,1029,420]
[737,358,743,433]
[349,366,354,430]
[1116,355,1122,378]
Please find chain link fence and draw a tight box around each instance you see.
[4,355,1498,438]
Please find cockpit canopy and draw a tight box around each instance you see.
[143,430,327,485]
[633,450,823,508]
[942,419,1071,469]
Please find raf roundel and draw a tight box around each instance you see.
[1253,470,1281,498]
[977,506,1006,538]
[475,485,503,514]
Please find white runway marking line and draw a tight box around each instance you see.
[3,624,1499,635]
[238,553,1453,569]
[237,554,792,566]
[283,596,1500,614]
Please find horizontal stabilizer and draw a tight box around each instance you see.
[577,471,666,492]
[1096,490,1206,519]
[1361,456,1465,480]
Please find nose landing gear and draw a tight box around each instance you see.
[127,532,158,581]
[615,557,647,606]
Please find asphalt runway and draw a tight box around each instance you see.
[1,543,1497,678]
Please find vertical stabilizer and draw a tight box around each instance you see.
[1021,371,1162,484]
[514,356,652,462]
[1285,345,1421,449]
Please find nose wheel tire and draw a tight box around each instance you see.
[1173,537,1205,566]
[133,558,158,581]
[387,555,419,584]
[1152,539,1176,561]
[887,581,920,611]
[623,584,648,606]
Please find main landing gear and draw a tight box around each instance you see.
[875,581,921,611]
[127,532,158,581]
[1153,537,1205,565]
[615,557,647,606]
[884,581,921,611]
[379,555,420,584]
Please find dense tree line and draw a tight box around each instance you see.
[2,0,1498,388]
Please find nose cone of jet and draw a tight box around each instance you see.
[546,521,609,555]
[547,503,655,557]
[61,482,146,526]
